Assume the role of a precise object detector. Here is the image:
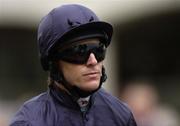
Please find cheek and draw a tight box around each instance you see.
[61,65,82,83]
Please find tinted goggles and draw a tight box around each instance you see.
[53,43,106,64]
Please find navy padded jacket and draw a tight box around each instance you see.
[10,86,137,126]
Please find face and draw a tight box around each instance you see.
[57,38,104,91]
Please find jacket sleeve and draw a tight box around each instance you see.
[127,113,137,126]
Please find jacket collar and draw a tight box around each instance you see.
[49,84,96,110]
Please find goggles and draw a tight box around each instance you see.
[52,43,106,64]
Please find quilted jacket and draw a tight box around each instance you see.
[10,86,137,126]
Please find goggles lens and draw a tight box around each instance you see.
[53,43,106,64]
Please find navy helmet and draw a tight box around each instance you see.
[38,4,113,71]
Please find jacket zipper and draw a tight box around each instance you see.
[80,107,88,126]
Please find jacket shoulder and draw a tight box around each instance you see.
[96,88,137,125]
[10,92,51,125]
[97,88,130,111]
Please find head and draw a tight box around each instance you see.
[37,4,113,98]
[57,38,104,91]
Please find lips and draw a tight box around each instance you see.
[83,71,100,76]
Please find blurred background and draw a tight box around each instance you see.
[0,0,180,125]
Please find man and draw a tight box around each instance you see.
[10,4,137,126]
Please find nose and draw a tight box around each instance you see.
[86,53,98,65]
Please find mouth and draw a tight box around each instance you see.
[83,71,100,77]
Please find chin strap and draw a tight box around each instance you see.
[49,62,107,101]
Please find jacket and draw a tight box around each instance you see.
[10,86,137,126]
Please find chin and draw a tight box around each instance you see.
[81,81,100,91]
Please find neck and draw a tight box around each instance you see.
[54,81,93,101]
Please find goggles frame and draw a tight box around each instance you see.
[52,43,106,64]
